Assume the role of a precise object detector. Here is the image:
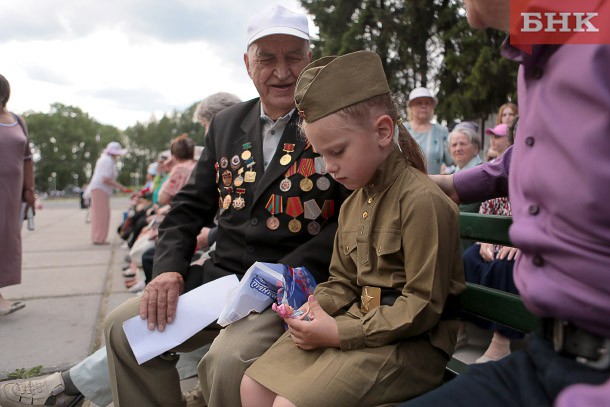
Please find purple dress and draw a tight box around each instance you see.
[0,115,31,288]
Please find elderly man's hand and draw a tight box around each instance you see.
[139,272,184,332]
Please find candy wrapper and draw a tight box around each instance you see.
[217,262,316,327]
[272,265,316,326]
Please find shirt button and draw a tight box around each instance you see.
[246,245,255,253]
[250,218,259,226]
[270,130,276,135]
[528,205,540,215]
[525,137,535,147]
[532,255,544,267]
[362,212,368,219]
[533,67,543,79]
[367,197,374,204]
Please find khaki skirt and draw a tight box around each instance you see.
[245,315,448,407]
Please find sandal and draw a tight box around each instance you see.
[0,301,26,316]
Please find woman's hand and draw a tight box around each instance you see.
[285,295,340,350]
[479,243,495,262]
[22,189,36,214]
[497,246,519,261]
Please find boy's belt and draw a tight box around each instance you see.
[542,318,610,370]
[360,286,459,320]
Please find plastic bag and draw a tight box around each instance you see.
[217,262,316,327]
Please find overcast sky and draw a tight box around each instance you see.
[1,0,312,130]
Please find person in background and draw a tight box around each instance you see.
[447,126,482,174]
[156,134,197,206]
[458,118,520,363]
[496,102,517,126]
[404,87,450,175]
[0,73,34,316]
[193,92,241,140]
[485,123,510,162]
[447,125,483,251]
[404,0,610,405]
[241,50,464,407]
[487,102,518,160]
[85,141,130,245]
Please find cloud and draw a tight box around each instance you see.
[0,0,306,129]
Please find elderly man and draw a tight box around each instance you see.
[102,5,348,407]
[404,1,610,406]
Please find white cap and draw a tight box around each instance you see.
[105,141,127,156]
[407,87,438,106]
[147,162,158,176]
[246,5,309,46]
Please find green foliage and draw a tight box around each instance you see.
[24,102,202,192]
[300,0,518,123]
[7,365,43,380]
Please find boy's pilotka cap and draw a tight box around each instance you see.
[295,51,390,122]
[246,5,309,46]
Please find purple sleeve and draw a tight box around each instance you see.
[454,146,512,203]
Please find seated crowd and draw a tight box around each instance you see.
[0,2,608,407]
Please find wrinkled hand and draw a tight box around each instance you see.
[285,295,339,350]
[429,174,461,205]
[139,272,184,332]
[497,246,519,261]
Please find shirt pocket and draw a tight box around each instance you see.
[339,229,358,263]
[370,230,403,274]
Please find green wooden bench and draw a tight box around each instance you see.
[445,213,540,379]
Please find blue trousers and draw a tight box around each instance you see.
[401,331,610,407]
[462,244,522,339]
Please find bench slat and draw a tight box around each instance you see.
[460,213,513,246]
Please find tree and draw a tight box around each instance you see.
[300,0,518,123]
[24,103,122,192]
[24,102,202,192]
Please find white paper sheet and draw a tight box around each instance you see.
[123,274,239,365]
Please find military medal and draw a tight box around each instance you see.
[244,159,256,183]
[230,155,241,171]
[320,200,335,223]
[265,194,283,230]
[304,199,322,236]
[232,188,246,210]
[222,194,232,210]
[316,176,330,191]
[279,143,295,166]
[280,162,297,192]
[297,158,315,192]
[234,168,244,187]
[215,162,220,184]
[285,197,304,233]
[222,170,232,186]
[220,156,229,169]
[314,156,327,175]
[241,142,252,160]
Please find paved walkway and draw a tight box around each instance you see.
[0,197,132,379]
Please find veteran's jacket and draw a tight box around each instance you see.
[153,98,350,288]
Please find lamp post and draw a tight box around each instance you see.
[73,173,79,189]
[48,176,53,193]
